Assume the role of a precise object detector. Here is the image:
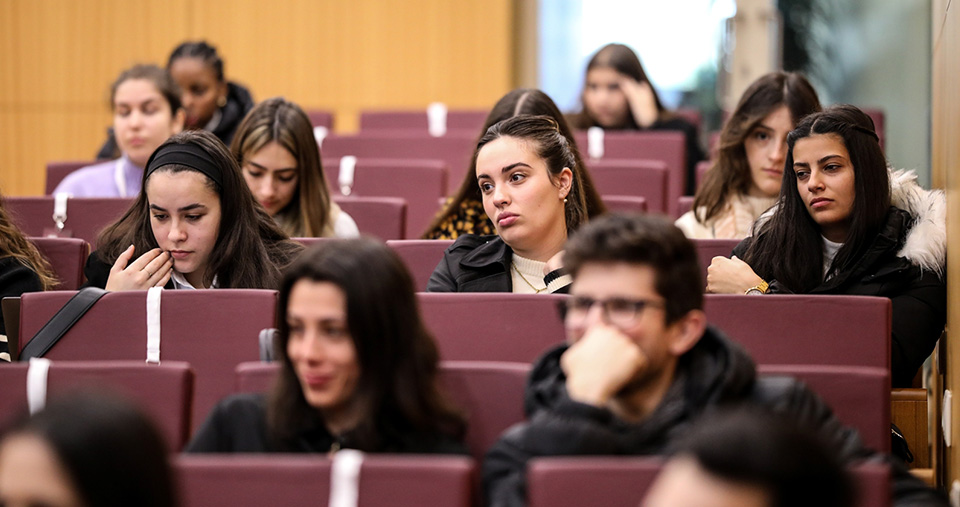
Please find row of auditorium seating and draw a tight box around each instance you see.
[7,289,891,452]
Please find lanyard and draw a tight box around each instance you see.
[113,158,128,197]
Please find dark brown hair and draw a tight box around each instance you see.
[96,130,302,289]
[570,43,665,130]
[693,72,821,223]
[422,88,605,238]
[269,239,466,450]
[231,97,335,237]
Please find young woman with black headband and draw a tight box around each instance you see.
[83,130,303,290]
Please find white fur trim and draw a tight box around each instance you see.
[889,169,946,276]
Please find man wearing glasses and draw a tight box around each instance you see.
[482,214,944,507]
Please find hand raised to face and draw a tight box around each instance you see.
[561,321,647,407]
[105,246,173,291]
[618,75,659,128]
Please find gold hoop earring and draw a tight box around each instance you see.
[217,96,227,108]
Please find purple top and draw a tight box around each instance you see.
[53,155,143,197]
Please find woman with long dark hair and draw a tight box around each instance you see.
[707,105,946,387]
[187,239,467,454]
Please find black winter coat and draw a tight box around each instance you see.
[482,326,945,507]
[186,393,469,455]
[733,207,947,387]
[426,235,569,293]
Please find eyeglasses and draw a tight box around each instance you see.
[558,296,666,327]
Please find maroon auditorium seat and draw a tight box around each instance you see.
[528,457,890,507]
[28,237,89,290]
[759,364,890,452]
[175,454,474,507]
[45,160,97,194]
[4,196,132,247]
[18,290,277,431]
[333,196,407,240]
[417,293,567,362]
[703,294,891,369]
[676,195,694,216]
[691,238,741,284]
[0,361,194,449]
[325,158,448,238]
[360,109,488,133]
[586,159,669,213]
[320,132,475,184]
[386,239,454,291]
[601,195,647,214]
[304,109,334,129]
[574,130,686,216]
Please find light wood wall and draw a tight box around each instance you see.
[0,0,517,196]
[931,0,960,489]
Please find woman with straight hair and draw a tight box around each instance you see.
[61,64,185,197]
[0,393,177,507]
[706,105,946,387]
[427,115,588,293]
[569,43,704,194]
[422,88,605,239]
[232,97,358,238]
[83,130,302,291]
[0,194,57,360]
[676,72,821,239]
[187,239,467,454]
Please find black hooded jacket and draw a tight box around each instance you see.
[482,326,945,507]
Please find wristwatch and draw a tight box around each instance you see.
[744,280,769,295]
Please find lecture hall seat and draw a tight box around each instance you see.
[586,159,669,213]
[4,196,132,247]
[386,239,454,291]
[28,236,89,290]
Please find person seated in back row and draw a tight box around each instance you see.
[482,213,944,507]
[187,239,468,455]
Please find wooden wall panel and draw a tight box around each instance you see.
[0,0,516,196]
[931,0,960,488]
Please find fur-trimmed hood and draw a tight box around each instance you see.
[890,168,946,276]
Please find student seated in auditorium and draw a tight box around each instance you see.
[82,130,303,290]
[643,408,853,507]
[482,213,944,507]
[0,393,176,507]
[96,41,253,160]
[422,88,605,240]
[231,97,358,238]
[706,105,945,387]
[427,115,589,293]
[675,72,821,239]
[187,239,468,455]
[55,64,185,197]
[567,43,705,194]
[0,193,58,360]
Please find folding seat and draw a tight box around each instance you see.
[573,130,686,216]
[416,293,567,362]
[304,109,334,129]
[4,196,133,247]
[360,108,488,134]
[586,159,669,213]
[333,196,407,240]
[0,360,193,449]
[386,239,454,291]
[703,294,891,369]
[325,158,448,238]
[320,132,476,184]
[28,237,89,289]
[45,160,97,194]
[18,289,277,431]
[691,238,741,284]
[676,195,694,216]
[600,195,647,214]
[176,454,474,507]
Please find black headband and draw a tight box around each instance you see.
[144,142,223,188]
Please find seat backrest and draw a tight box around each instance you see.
[175,454,474,507]
[601,195,647,214]
[4,196,133,247]
[703,294,891,369]
[321,132,476,184]
[528,457,889,507]
[360,109,488,133]
[304,109,334,129]
[234,360,530,463]
[676,195,694,216]
[691,238,741,284]
[386,239,454,291]
[574,130,686,216]
[326,158,448,238]
[417,293,567,362]
[28,237,89,290]
[0,361,194,449]
[586,159,669,213]
[18,290,277,431]
[758,364,890,452]
[332,196,407,240]
[45,160,97,194]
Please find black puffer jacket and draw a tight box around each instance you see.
[482,327,945,506]
[426,235,569,294]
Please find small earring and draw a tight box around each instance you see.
[217,96,227,108]
[563,197,568,203]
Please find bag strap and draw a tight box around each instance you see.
[20,287,107,360]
